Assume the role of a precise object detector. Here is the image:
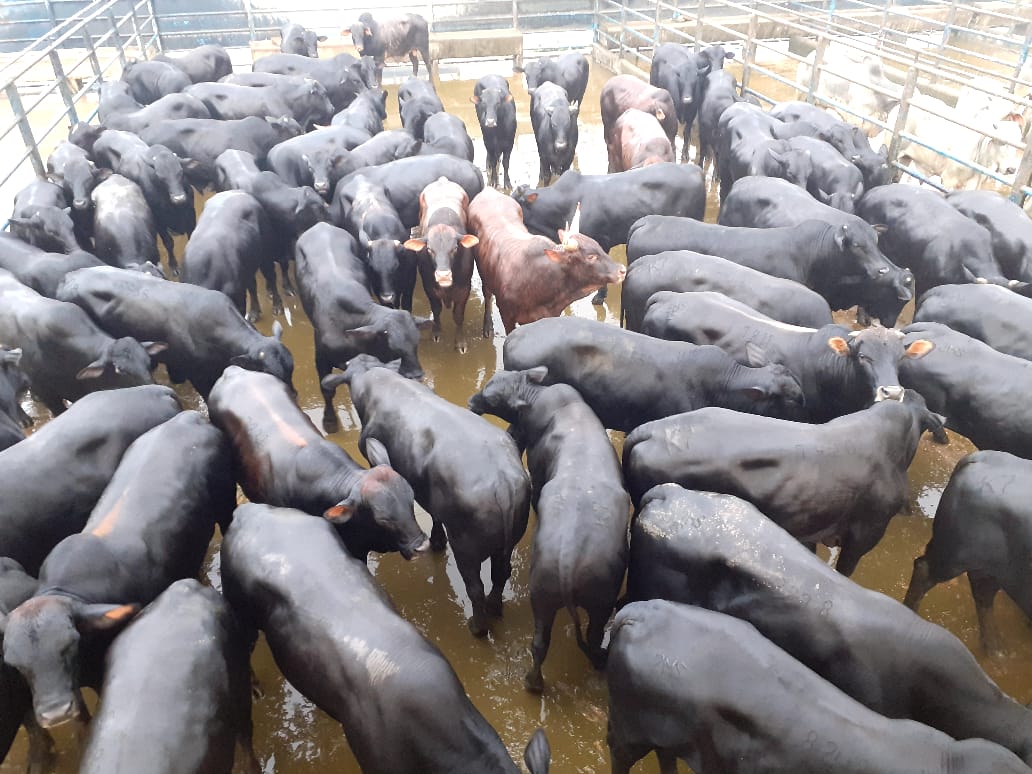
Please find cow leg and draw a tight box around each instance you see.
[538,158,551,188]
[482,288,495,338]
[680,121,691,163]
[245,273,262,323]
[429,518,448,552]
[410,52,420,77]
[525,596,557,694]
[583,606,610,670]
[486,547,512,617]
[455,550,490,637]
[260,262,283,316]
[903,555,937,611]
[486,149,499,189]
[158,226,178,276]
[452,287,470,353]
[278,255,295,297]
[655,751,679,774]
[24,712,55,774]
[420,47,432,81]
[969,571,1004,655]
[418,266,444,342]
[502,147,513,190]
[608,737,650,774]
[316,348,338,433]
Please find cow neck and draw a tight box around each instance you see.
[34,586,88,603]
[809,224,840,282]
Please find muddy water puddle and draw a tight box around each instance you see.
[4,58,1032,774]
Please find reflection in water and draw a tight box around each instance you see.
[4,54,1031,774]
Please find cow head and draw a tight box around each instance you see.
[325,440,429,560]
[9,208,79,253]
[1,595,137,728]
[767,144,812,188]
[731,359,806,415]
[301,151,334,195]
[342,310,430,380]
[816,186,859,215]
[471,87,513,130]
[51,154,104,211]
[543,224,626,293]
[825,325,933,405]
[147,145,193,207]
[230,321,295,394]
[545,99,579,154]
[76,337,166,386]
[361,237,407,307]
[404,224,478,291]
[468,366,548,422]
[900,388,949,445]
[264,115,304,140]
[302,29,326,59]
[517,60,545,92]
[292,185,331,229]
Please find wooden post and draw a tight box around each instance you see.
[741,14,758,95]
[5,84,45,178]
[695,0,704,53]
[887,64,920,168]
[806,34,827,104]
[1008,122,1032,206]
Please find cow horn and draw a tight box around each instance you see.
[564,203,582,244]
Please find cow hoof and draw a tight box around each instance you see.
[170,267,180,278]
[524,671,544,694]
[430,535,448,552]
[456,342,468,355]
[486,595,503,618]
[323,416,339,434]
[272,303,284,316]
[432,331,441,343]
[246,310,260,324]
[468,616,489,638]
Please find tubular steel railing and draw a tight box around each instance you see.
[594,0,1032,202]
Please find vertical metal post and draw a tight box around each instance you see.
[81,22,104,84]
[5,84,45,178]
[879,0,892,53]
[939,0,957,52]
[42,0,58,28]
[1008,122,1032,205]
[887,64,919,167]
[1010,28,1031,95]
[806,34,827,103]
[127,0,143,58]
[108,10,127,68]
[741,14,758,95]
[695,0,704,53]
[49,49,80,125]
[145,0,163,53]
[512,0,519,30]
[618,1,627,65]
[242,0,257,42]
[653,0,663,48]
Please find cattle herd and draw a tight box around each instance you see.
[0,10,1031,773]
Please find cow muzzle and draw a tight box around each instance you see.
[401,536,431,559]
[72,198,89,210]
[484,118,497,128]
[171,193,188,205]
[379,293,396,307]
[682,96,693,105]
[435,270,453,288]
[555,141,568,151]
[314,181,330,194]
[875,385,905,402]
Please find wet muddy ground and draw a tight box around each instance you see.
[4,54,1032,774]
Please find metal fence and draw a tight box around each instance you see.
[595,0,1032,200]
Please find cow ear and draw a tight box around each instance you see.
[344,325,382,344]
[827,336,850,356]
[74,603,139,633]
[739,387,768,402]
[833,224,849,250]
[142,341,168,357]
[768,148,786,164]
[816,187,832,203]
[317,35,327,42]
[655,108,665,121]
[872,223,888,235]
[323,501,355,523]
[363,25,372,36]
[76,358,111,380]
[229,354,257,369]
[526,366,548,384]
[504,94,513,103]
[403,238,426,252]
[905,339,934,359]
[459,234,479,249]
[470,95,480,104]
[412,314,434,330]
[543,249,566,263]
[525,192,537,204]
[745,342,769,367]
[364,437,392,468]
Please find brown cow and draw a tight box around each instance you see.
[404,177,479,353]
[600,74,677,147]
[468,188,625,336]
[608,108,675,172]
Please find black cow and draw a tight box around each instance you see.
[718,177,915,323]
[349,12,432,84]
[398,77,444,139]
[121,59,190,104]
[947,190,1032,281]
[857,184,1017,295]
[213,148,329,312]
[100,88,211,133]
[422,112,474,161]
[181,190,268,321]
[641,291,934,421]
[0,347,28,452]
[621,250,834,331]
[715,103,814,199]
[46,141,106,229]
[9,179,78,253]
[90,174,159,269]
[0,384,180,576]
[330,86,387,137]
[78,579,257,774]
[336,174,414,309]
[185,79,334,129]
[327,355,531,637]
[906,451,1032,656]
[503,316,804,432]
[279,22,324,57]
[252,52,376,112]
[607,600,1031,774]
[770,100,892,188]
[529,82,578,186]
[696,68,741,167]
[295,223,429,428]
[208,366,427,561]
[266,123,372,196]
[914,283,1032,361]
[517,51,590,105]
[469,369,629,692]
[67,121,106,155]
[629,483,1032,765]
[221,503,549,772]
[623,394,948,575]
[139,116,303,186]
[1,411,231,728]
[0,233,103,297]
[786,134,865,213]
[472,75,517,189]
[332,154,484,229]
[0,269,164,415]
[337,129,424,177]
[92,131,197,272]
[0,559,46,770]
[650,43,734,162]
[56,266,293,397]
[153,44,233,83]
[899,321,1032,458]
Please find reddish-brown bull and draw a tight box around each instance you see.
[467,188,625,336]
[608,108,675,172]
[404,177,479,353]
[600,74,677,147]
